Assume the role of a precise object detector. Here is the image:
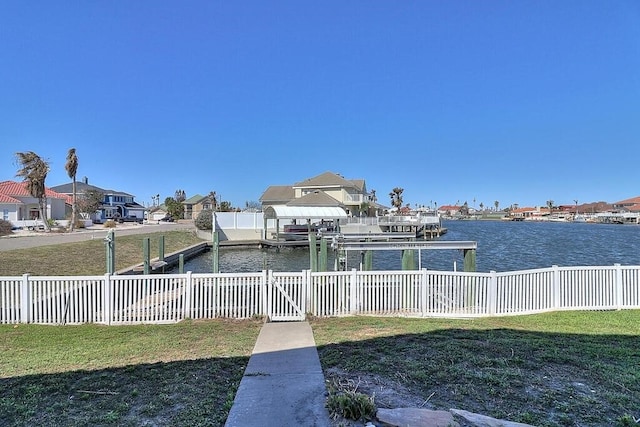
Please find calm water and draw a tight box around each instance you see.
[175,220,640,273]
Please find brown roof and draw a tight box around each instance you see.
[259,185,295,203]
[293,171,359,189]
[286,190,343,207]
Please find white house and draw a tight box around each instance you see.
[0,180,67,227]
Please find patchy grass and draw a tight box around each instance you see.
[0,230,204,276]
[311,311,640,427]
[0,319,263,427]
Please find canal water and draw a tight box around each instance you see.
[174,220,640,273]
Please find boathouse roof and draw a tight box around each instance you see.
[264,205,348,220]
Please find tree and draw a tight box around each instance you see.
[460,201,469,216]
[15,151,51,231]
[77,189,104,219]
[195,209,213,230]
[494,200,499,212]
[218,201,232,212]
[65,148,79,231]
[164,197,184,219]
[244,200,261,211]
[547,200,554,216]
[388,187,404,212]
[174,189,186,203]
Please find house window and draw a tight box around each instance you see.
[2,209,8,220]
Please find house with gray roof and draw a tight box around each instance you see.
[260,171,380,216]
[51,177,146,223]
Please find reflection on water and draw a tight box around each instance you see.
[174,220,640,273]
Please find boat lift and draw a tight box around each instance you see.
[317,233,478,272]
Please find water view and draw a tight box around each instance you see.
[174,220,640,274]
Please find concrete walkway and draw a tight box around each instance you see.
[224,321,333,427]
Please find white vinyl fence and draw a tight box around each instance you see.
[1,264,639,325]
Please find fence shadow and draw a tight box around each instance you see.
[0,356,250,427]
[316,327,640,426]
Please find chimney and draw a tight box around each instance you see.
[83,176,88,184]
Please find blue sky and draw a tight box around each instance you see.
[1,1,639,210]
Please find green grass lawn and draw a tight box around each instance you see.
[0,230,204,276]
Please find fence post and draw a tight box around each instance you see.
[349,268,358,314]
[20,273,30,324]
[420,268,428,316]
[264,270,271,319]
[304,269,312,317]
[489,271,498,315]
[184,271,193,319]
[103,273,112,325]
[614,263,623,309]
[552,265,561,310]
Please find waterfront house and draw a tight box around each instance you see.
[0,180,67,226]
[260,171,378,216]
[51,178,145,223]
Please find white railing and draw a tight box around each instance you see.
[1,264,639,325]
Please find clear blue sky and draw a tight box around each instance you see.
[1,1,639,210]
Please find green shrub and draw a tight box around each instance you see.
[195,209,213,230]
[0,219,13,236]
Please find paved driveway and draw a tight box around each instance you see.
[0,222,197,251]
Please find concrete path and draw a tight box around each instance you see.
[225,321,333,427]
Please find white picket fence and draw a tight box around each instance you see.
[1,264,639,325]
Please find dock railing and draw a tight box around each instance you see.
[1,264,639,325]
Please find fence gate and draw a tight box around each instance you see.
[268,272,306,321]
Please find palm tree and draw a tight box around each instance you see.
[175,189,186,203]
[15,151,51,231]
[494,200,499,212]
[388,187,403,213]
[208,191,217,211]
[547,200,554,217]
[65,148,79,232]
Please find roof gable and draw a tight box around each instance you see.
[50,181,106,194]
[260,185,295,202]
[183,194,206,204]
[293,171,358,189]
